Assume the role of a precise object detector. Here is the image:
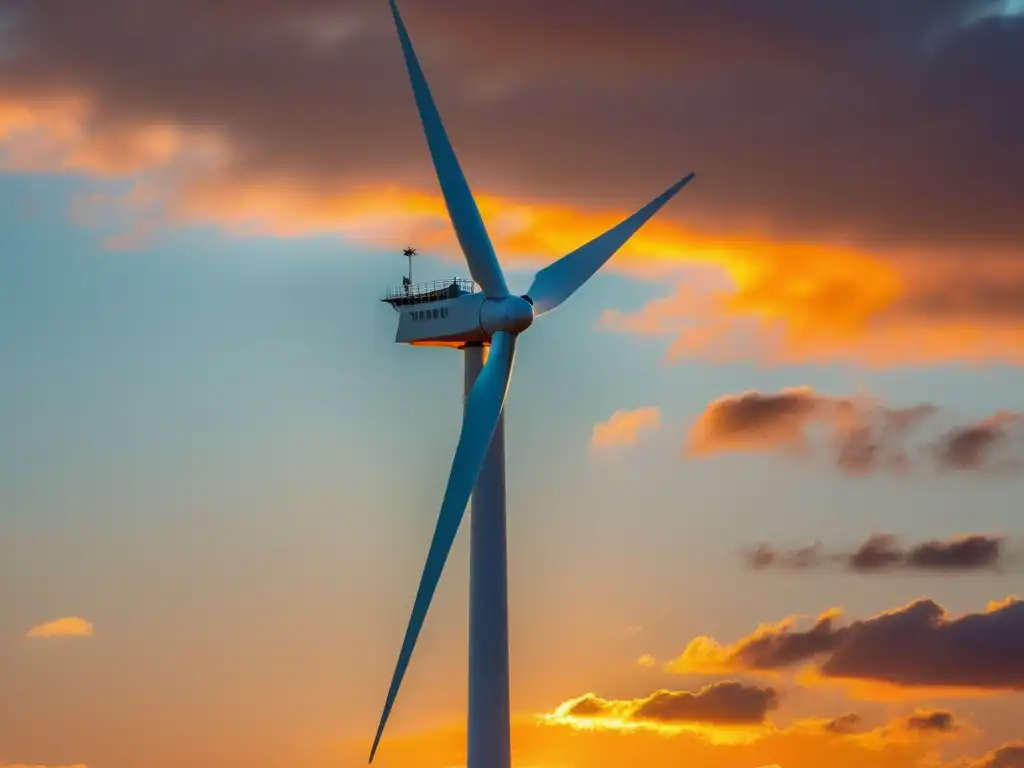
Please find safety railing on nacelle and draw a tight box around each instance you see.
[382,278,477,304]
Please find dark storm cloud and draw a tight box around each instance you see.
[1,0,1023,260]
[747,533,1008,574]
[690,597,1024,690]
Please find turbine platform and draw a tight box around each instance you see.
[383,277,490,348]
[382,278,477,309]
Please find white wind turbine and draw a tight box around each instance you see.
[371,1,695,765]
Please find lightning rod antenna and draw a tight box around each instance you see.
[403,246,418,283]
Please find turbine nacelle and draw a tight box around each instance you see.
[480,295,534,336]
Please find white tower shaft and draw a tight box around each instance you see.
[464,342,512,768]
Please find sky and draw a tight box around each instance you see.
[2,1,1024,767]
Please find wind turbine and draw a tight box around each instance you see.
[372,1,695,765]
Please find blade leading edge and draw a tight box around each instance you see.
[387,0,509,298]
[368,331,517,763]
[526,173,695,316]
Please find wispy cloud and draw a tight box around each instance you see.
[684,388,1024,475]
[790,708,966,749]
[591,406,661,453]
[745,533,1013,574]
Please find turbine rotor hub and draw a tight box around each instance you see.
[480,295,535,336]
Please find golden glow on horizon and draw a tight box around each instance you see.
[331,713,961,768]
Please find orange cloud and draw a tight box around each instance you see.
[156,175,948,371]
[959,741,1024,768]
[668,598,1024,699]
[602,263,1024,368]
[684,388,1024,476]
[172,174,1024,367]
[667,608,845,677]
[846,709,965,749]
[542,682,779,744]
[0,95,214,177]
[3,89,1024,367]
[26,617,94,639]
[686,387,832,458]
[787,708,965,748]
[590,406,662,451]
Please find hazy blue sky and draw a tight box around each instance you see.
[3,2,1024,767]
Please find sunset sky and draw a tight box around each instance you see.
[2,1,1024,767]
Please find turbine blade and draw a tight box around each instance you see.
[526,173,695,316]
[387,0,509,298]
[369,331,517,764]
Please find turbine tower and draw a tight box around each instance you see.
[372,2,695,764]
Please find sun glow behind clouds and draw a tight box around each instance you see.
[540,694,768,746]
[6,91,1024,366]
